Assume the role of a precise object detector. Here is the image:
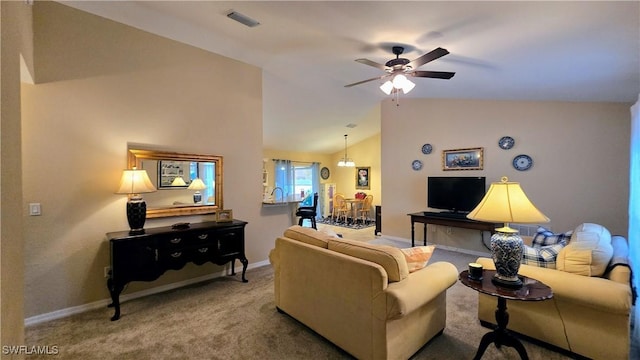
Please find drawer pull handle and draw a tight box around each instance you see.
[198,248,208,253]
[198,234,208,240]
[171,252,182,258]
[217,240,221,250]
[170,238,182,244]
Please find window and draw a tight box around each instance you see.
[273,160,319,205]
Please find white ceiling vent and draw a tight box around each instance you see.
[226,11,261,28]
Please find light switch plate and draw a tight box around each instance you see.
[29,203,41,216]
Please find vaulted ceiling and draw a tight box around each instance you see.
[61,1,640,154]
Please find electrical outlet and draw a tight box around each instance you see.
[446,227,452,235]
[104,266,111,278]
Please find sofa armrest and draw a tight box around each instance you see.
[383,261,458,320]
[476,257,632,314]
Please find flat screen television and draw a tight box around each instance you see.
[427,176,486,213]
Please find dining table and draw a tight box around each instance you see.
[344,198,364,223]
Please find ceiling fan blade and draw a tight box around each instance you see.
[344,74,391,88]
[412,70,455,79]
[408,47,450,69]
[355,58,388,71]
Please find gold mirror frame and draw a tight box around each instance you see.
[128,148,223,218]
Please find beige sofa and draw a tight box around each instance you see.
[475,223,633,360]
[269,226,458,360]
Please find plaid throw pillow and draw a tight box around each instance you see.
[531,227,572,247]
[521,243,566,269]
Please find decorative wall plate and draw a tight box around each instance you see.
[320,167,330,180]
[421,143,433,154]
[498,136,515,150]
[513,154,533,171]
[412,160,423,171]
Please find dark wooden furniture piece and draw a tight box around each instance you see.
[296,192,319,229]
[106,220,248,321]
[459,269,553,360]
[408,211,499,247]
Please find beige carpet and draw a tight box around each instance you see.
[25,229,636,359]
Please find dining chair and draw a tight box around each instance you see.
[356,194,374,225]
[332,193,349,223]
[296,192,319,229]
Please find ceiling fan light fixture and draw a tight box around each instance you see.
[392,74,408,89]
[380,81,394,95]
[401,78,415,94]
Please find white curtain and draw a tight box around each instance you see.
[629,94,640,340]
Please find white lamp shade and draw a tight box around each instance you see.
[171,176,187,186]
[401,78,415,94]
[188,178,207,190]
[379,81,394,95]
[392,74,408,89]
[466,177,549,228]
[115,168,156,195]
[337,159,355,167]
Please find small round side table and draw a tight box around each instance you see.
[459,269,553,360]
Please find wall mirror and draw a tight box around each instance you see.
[127,148,223,218]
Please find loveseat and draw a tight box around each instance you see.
[475,223,633,360]
[269,226,458,360]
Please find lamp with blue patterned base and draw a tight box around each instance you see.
[467,176,549,288]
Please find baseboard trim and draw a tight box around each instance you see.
[25,259,270,326]
[434,244,490,258]
[379,234,490,258]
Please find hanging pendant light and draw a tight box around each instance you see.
[337,134,355,167]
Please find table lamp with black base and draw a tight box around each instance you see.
[115,167,157,235]
[467,176,549,289]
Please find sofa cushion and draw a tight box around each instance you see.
[400,246,435,273]
[556,223,613,277]
[521,243,566,268]
[328,238,409,282]
[283,225,335,248]
[531,227,572,247]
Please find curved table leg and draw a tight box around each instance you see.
[473,297,529,360]
[473,331,496,360]
[240,257,249,283]
[106,278,123,321]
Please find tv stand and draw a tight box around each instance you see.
[408,211,500,247]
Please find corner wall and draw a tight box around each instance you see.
[21,2,265,318]
[1,1,31,352]
[382,98,630,253]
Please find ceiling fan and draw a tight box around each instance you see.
[345,46,455,94]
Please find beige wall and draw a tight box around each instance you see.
[19,2,275,319]
[1,1,31,353]
[381,98,630,253]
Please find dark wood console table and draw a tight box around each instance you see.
[408,211,499,247]
[106,220,248,321]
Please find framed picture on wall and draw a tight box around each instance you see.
[442,148,484,171]
[356,166,371,190]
